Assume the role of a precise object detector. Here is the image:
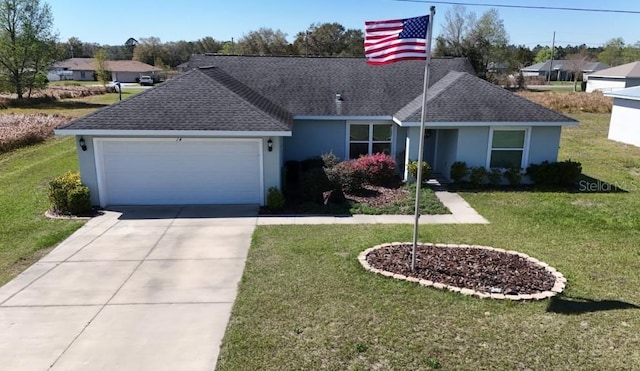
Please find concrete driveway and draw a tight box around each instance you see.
[0,205,258,371]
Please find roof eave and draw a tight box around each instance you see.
[393,120,579,127]
[54,129,293,137]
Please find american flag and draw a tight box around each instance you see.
[364,15,429,65]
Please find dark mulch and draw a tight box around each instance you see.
[344,184,410,207]
[366,244,556,295]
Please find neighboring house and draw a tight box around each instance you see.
[585,61,640,93]
[48,58,161,83]
[603,86,640,147]
[521,60,609,81]
[55,56,577,207]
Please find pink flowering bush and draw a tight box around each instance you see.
[353,153,397,186]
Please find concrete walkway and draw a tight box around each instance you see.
[0,192,486,370]
[257,191,489,225]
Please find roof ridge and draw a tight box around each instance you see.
[197,66,292,125]
[426,70,467,102]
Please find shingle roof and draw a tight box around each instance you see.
[57,68,293,132]
[186,55,475,116]
[587,61,640,78]
[522,60,608,72]
[53,58,161,72]
[395,71,576,123]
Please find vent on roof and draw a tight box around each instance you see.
[335,93,343,102]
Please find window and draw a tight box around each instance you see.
[488,129,528,168]
[349,123,392,159]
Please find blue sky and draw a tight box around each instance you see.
[48,0,640,48]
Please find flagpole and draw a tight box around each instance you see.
[411,5,436,272]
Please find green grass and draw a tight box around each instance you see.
[217,112,640,370]
[0,137,83,285]
[48,80,103,86]
[0,88,147,284]
[350,185,449,215]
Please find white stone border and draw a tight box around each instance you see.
[358,242,566,301]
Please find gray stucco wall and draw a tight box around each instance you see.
[75,135,282,206]
[283,119,347,161]
[528,126,561,165]
[457,127,490,167]
[434,129,458,178]
[76,135,100,205]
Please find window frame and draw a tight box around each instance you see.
[485,127,531,169]
[346,121,395,159]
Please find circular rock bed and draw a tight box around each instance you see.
[359,242,566,300]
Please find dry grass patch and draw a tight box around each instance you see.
[517,90,612,113]
[0,113,72,154]
[0,85,106,108]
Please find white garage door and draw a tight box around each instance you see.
[95,138,263,206]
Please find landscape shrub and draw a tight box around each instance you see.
[321,151,340,169]
[299,167,335,203]
[326,160,365,194]
[48,171,91,215]
[450,161,469,183]
[526,160,582,187]
[300,156,324,172]
[0,113,71,154]
[469,166,489,186]
[266,187,285,210]
[503,168,522,186]
[353,153,396,186]
[488,168,503,186]
[406,160,432,182]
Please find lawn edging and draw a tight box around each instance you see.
[358,242,567,300]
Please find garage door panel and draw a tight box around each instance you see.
[97,139,262,205]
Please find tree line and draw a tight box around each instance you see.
[57,23,366,69]
[2,0,640,99]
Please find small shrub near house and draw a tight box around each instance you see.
[406,160,432,182]
[450,161,469,183]
[321,151,340,169]
[503,168,522,186]
[526,160,582,187]
[353,153,396,186]
[326,160,366,194]
[469,166,489,186]
[48,171,91,215]
[266,187,285,210]
[299,167,335,203]
[488,168,503,186]
[300,156,324,172]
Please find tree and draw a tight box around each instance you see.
[236,28,289,55]
[292,23,364,56]
[533,46,554,63]
[564,52,593,91]
[94,48,110,86]
[434,6,508,78]
[133,36,167,66]
[598,38,626,66]
[124,37,137,59]
[436,5,476,56]
[0,0,58,98]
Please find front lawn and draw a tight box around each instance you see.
[217,111,640,370]
[0,137,82,285]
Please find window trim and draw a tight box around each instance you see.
[346,121,395,159]
[485,127,531,169]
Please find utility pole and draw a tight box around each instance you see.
[548,31,555,84]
